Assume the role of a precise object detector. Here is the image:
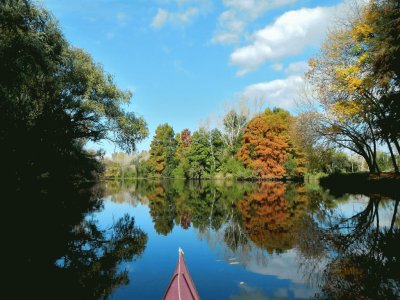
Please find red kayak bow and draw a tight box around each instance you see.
[163,248,200,300]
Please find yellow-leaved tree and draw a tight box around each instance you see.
[304,0,400,173]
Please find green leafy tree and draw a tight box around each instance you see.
[221,157,255,179]
[148,123,177,177]
[0,0,148,186]
[376,151,396,172]
[185,128,224,179]
[222,109,248,156]
[186,129,213,179]
[208,128,225,174]
[173,129,192,178]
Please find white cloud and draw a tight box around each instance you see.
[151,0,211,29]
[151,8,169,28]
[242,75,304,109]
[211,10,246,44]
[245,249,326,285]
[284,61,308,75]
[176,7,199,22]
[212,0,298,45]
[151,7,199,29]
[230,6,336,75]
[272,63,283,71]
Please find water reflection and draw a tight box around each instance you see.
[9,181,147,299]
[313,196,400,299]
[107,179,399,299]
[236,182,308,253]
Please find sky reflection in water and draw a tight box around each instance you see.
[86,180,399,300]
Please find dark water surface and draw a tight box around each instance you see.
[13,180,399,299]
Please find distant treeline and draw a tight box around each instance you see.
[104,108,397,180]
[106,108,303,180]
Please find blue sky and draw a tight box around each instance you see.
[39,0,345,153]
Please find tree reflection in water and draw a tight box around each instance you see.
[313,197,400,299]
[8,181,147,299]
[126,179,399,299]
[236,182,308,253]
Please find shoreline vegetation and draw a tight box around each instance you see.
[102,175,306,182]
[319,172,400,198]
[102,172,400,197]
[102,107,399,183]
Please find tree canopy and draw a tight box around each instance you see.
[0,0,148,185]
[148,123,177,176]
[237,108,302,178]
[303,0,400,174]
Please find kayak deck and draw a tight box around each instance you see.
[163,248,200,300]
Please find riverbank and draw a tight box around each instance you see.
[319,172,400,197]
[102,174,305,182]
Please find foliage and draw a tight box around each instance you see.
[221,157,255,179]
[0,0,148,186]
[222,109,248,156]
[104,151,150,179]
[377,151,398,172]
[148,123,177,177]
[304,0,400,174]
[175,129,192,162]
[173,129,192,178]
[237,108,303,178]
[185,129,216,179]
[105,108,310,180]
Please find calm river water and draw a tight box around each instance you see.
[16,179,399,299]
[92,180,399,299]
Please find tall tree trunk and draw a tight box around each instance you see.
[208,133,216,174]
[367,145,380,174]
[372,139,380,175]
[364,120,380,174]
[385,137,399,173]
[392,138,400,156]
[362,146,379,174]
[362,154,375,174]
[373,160,381,175]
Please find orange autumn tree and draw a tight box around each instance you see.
[237,108,293,178]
